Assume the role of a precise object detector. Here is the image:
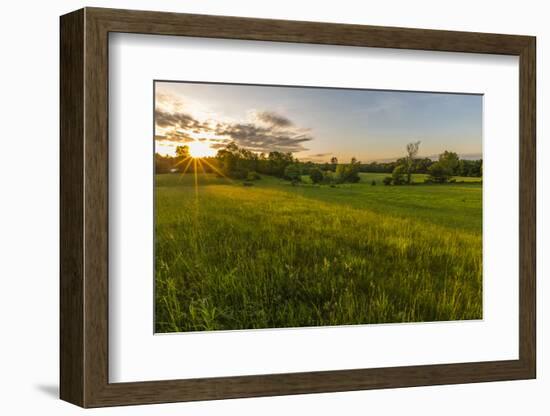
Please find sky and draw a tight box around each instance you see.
[154,81,482,163]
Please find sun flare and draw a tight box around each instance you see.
[187,141,217,158]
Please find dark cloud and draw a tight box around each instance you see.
[255,111,293,128]
[309,153,331,158]
[155,132,195,143]
[215,122,312,153]
[155,109,206,130]
[155,109,313,153]
[210,142,231,149]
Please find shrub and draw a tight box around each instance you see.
[242,181,254,187]
[322,170,334,184]
[348,173,361,183]
[335,158,361,183]
[284,164,302,181]
[247,171,261,181]
[309,168,324,184]
[371,180,376,186]
[229,169,247,180]
[392,164,407,185]
[383,177,393,186]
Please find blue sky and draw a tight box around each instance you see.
[154,81,482,162]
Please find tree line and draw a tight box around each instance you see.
[155,141,482,185]
[360,156,482,179]
[155,146,217,175]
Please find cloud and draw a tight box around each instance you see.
[155,92,187,114]
[155,132,195,143]
[155,108,314,153]
[299,152,335,163]
[209,142,231,150]
[156,92,178,106]
[215,122,312,153]
[255,111,293,128]
[155,109,207,131]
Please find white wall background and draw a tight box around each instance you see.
[0,0,545,414]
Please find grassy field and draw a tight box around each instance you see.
[155,172,482,332]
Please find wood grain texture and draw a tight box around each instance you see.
[83,10,110,406]
[59,7,537,408]
[59,8,84,407]
[518,38,537,375]
[89,7,532,54]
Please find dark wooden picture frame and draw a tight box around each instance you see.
[60,7,536,408]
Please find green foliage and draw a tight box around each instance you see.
[247,171,261,181]
[157,142,482,186]
[266,151,295,177]
[405,141,421,184]
[155,153,174,174]
[427,151,465,183]
[335,157,361,183]
[414,157,433,174]
[392,164,407,185]
[216,142,257,179]
[457,159,482,177]
[175,145,190,158]
[215,143,296,179]
[155,173,482,332]
[427,161,452,183]
[284,164,302,181]
[383,176,393,186]
[371,180,376,186]
[357,156,481,178]
[309,168,324,184]
[322,170,335,184]
[439,150,460,174]
[155,145,218,175]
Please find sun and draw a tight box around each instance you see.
[187,141,217,158]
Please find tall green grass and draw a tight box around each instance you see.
[155,173,482,332]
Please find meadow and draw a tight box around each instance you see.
[155,172,482,332]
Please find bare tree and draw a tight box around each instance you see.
[405,141,421,184]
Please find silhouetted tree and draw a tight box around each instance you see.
[175,145,190,158]
[405,141,421,184]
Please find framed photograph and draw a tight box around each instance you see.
[60,7,536,408]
